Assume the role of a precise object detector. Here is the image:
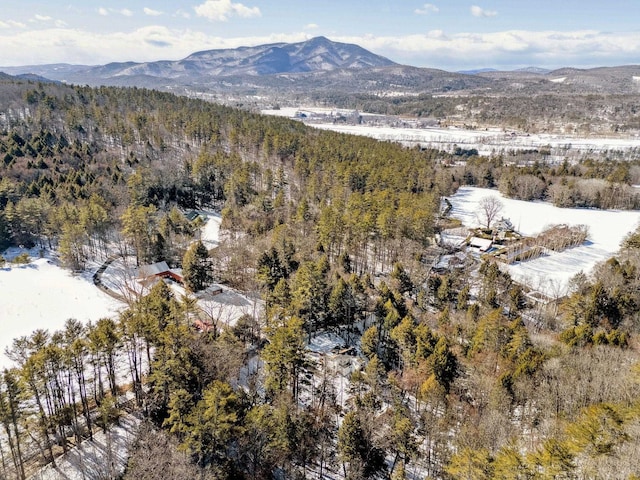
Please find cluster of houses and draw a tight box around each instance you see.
[434,217,520,273]
[135,258,223,334]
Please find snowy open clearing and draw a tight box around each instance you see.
[448,186,640,296]
[0,253,122,369]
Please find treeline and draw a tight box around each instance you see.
[442,154,640,210]
[3,78,640,267]
[0,281,247,479]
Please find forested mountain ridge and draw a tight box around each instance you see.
[2,76,640,479]
[6,38,640,137]
[177,35,398,75]
[4,38,640,98]
[0,37,490,97]
[0,36,404,89]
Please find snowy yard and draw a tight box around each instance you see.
[448,186,640,296]
[198,210,222,249]
[0,253,122,369]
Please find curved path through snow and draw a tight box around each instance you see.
[93,254,127,302]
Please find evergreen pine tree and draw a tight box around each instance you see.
[182,240,213,292]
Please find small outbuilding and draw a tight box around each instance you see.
[185,211,202,222]
[193,319,214,333]
[468,236,493,253]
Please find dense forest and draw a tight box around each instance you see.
[1,77,640,479]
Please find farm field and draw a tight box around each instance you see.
[448,186,640,296]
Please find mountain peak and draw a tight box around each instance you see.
[179,36,396,76]
[307,35,331,44]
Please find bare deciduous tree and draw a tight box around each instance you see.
[124,422,201,480]
[476,196,504,229]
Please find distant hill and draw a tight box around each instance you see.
[1,36,395,82]
[179,35,397,75]
[514,66,551,74]
[0,37,488,95]
[14,73,60,83]
[2,38,640,98]
[457,68,498,75]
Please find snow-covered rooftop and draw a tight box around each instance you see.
[137,260,170,278]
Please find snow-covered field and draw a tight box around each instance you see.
[0,254,122,369]
[312,123,640,156]
[448,187,640,296]
[262,106,640,155]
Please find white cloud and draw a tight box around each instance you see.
[98,7,134,17]
[305,23,319,30]
[144,7,163,16]
[1,27,639,71]
[415,3,439,15]
[175,9,191,19]
[427,29,447,39]
[0,20,26,29]
[0,28,308,67]
[337,29,640,70]
[194,0,261,22]
[30,14,66,28]
[471,5,497,17]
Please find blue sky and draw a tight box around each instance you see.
[1,0,640,70]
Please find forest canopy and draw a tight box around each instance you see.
[1,77,640,479]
